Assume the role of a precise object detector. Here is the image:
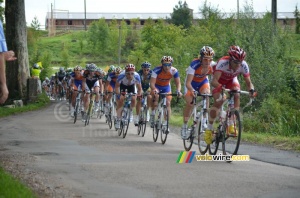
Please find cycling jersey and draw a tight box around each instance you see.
[151,66,179,93]
[117,71,141,86]
[186,59,215,92]
[70,70,84,90]
[56,71,66,82]
[213,56,250,85]
[107,72,119,88]
[137,69,152,91]
[83,70,101,90]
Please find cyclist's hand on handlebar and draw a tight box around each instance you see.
[249,89,258,98]
[177,91,182,98]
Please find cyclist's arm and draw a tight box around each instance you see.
[115,81,120,95]
[150,77,156,91]
[244,76,254,91]
[136,83,143,96]
[174,77,181,93]
[211,71,222,88]
[186,74,194,92]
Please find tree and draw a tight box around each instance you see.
[0,0,4,22]
[169,1,192,29]
[30,16,41,30]
[5,0,30,100]
[294,5,300,34]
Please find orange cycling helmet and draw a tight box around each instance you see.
[228,45,246,61]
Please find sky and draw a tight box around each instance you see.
[6,0,300,27]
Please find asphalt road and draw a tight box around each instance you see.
[0,101,300,198]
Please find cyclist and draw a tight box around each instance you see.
[135,61,153,125]
[50,74,56,100]
[104,66,122,116]
[65,68,73,102]
[82,63,101,121]
[181,46,215,139]
[42,77,51,97]
[55,67,67,99]
[69,65,84,117]
[149,56,182,131]
[115,64,142,129]
[204,45,256,144]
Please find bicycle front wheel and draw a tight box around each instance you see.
[85,102,93,126]
[122,109,130,138]
[108,107,113,129]
[141,108,147,137]
[223,109,242,157]
[183,113,195,151]
[198,112,209,155]
[152,110,159,142]
[161,107,169,145]
[74,100,79,124]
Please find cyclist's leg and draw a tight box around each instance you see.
[182,90,194,138]
[228,77,241,110]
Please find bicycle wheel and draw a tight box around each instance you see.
[183,113,195,151]
[85,102,93,126]
[68,91,72,111]
[107,107,113,129]
[137,109,143,135]
[122,109,130,138]
[223,109,242,157]
[161,106,169,144]
[152,110,159,142]
[141,108,147,137]
[209,125,221,155]
[198,112,209,155]
[74,100,79,124]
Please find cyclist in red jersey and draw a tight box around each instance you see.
[204,45,256,144]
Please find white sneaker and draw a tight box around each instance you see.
[130,114,133,122]
[150,115,155,128]
[115,120,121,129]
[94,102,99,112]
[134,117,139,126]
[181,126,187,139]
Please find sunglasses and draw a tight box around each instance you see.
[162,63,172,67]
[232,60,242,64]
[126,72,135,76]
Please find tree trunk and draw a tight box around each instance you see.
[5,0,30,100]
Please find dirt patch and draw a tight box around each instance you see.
[0,147,80,198]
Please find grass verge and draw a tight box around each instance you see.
[0,93,50,118]
[0,167,37,198]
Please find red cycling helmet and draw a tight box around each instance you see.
[125,64,135,72]
[228,45,246,61]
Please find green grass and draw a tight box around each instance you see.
[0,93,50,118]
[0,167,37,197]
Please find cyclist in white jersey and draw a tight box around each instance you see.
[114,64,143,129]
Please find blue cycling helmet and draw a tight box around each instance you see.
[141,61,151,68]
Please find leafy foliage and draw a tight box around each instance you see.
[169,1,193,29]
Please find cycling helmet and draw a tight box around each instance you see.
[114,66,122,74]
[108,65,115,73]
[125,64,135,72]
[66,68,73,73]
[200,46,215,58]
[88,63,97,72]
[228,45,246,61]
[161,56,173,64]
[74,65,82,71]
[141,61,151,68]
[45,77,49,81]
[33,63,39,69]
[59,67,64,72]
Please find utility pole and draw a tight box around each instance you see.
[118,25,122,66]
[237,0,239,20]
[84,0,87,31]
[271,0,277,26]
